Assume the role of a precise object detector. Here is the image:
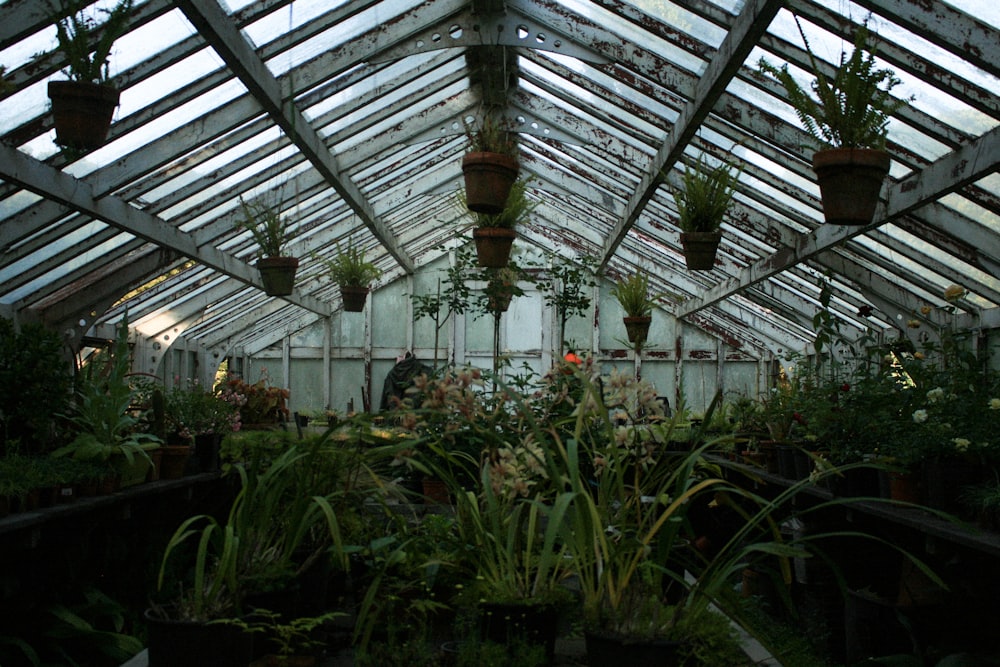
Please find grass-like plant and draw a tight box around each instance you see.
[757,19,909,150]
[53,0,133,84]
[610,273,654,318]
[236,196,291,258]
[467,176,536,229]
[673,152,740,233]
[465,114,519,156]
[318,242,382,287]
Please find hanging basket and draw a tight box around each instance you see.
[472,227,516,268]
[340,285,370,312]
[48,81,120,150]
[812,148,891,225]
[623,315,652,344]
[256,256,299,296]
[462,152,519,214]
[679,231,721,270]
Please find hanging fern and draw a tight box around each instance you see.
[673,152,741,233]
[758,18,910,150]
[53,0,133,84]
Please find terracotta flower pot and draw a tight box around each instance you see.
[48,80,120,150]
[462,152,519,214]
[679,231,721,270]
[472,227,516,268]
[340,285,369,312]
[812,148,891,225]
[623,315,652,344]
[256,256,299,296]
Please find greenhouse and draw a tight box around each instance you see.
[0,0,998,665]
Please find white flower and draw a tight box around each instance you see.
[989,398,1000,410]
[912,409,928,423]
[926,387,945,403]
[953,438,971,452]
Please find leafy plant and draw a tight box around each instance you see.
[538,253,598,357]
[156,437,355,621]
[237,196,291,258]
[52,313,160,465]
[673,152,740,233]
[318,242,382,287]
[411,246,477,368]
[758,19,910,150]
[610,273,655,318]
[53,0,133,84]
[467,177,536,229]
[465,114,518,156]
[224,609,342,658]
[0,318,72,456]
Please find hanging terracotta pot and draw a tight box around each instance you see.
[679,231,721,270]
[812,148,891,225]
[462,152,519,214]
[623,315,652,344]
[48,81,120,150]
[340,285,370,312]
[488,283,514,313]
[256,256,299,296]
[472,227,515,268]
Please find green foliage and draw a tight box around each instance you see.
[157,437,359,621]
[465,114,518,156]
[758,19,910,150]
[53,313,160,465]
[0,318,72,456]
[476,264,536,317]
[610,273,655,318]
[455,637,546,666]
[537,253,598,355]
[236,196,291,257]
[223,609,343,658]
[410,247,478,368]
[0,587,142,667]
[53,0,133,84]
[673,152,740,233]
[468,177,536,229]
[318,242,382,287]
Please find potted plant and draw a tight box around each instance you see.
[537,380,762,665]
[318,242,382,312]
[758,20,909,225]
[237,196,298,296]
[48,0,133,150]
[467,176,535,268]
[673,152,739,270]
[462,114,520,214]
[609,273,655,347]
[150,440,352,667]
[451,465,573,663]
[52,313,160,488]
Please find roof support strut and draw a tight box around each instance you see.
[174,0,415,274]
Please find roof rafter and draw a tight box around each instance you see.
[174,0,415,274]
[677,124,1000,318]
